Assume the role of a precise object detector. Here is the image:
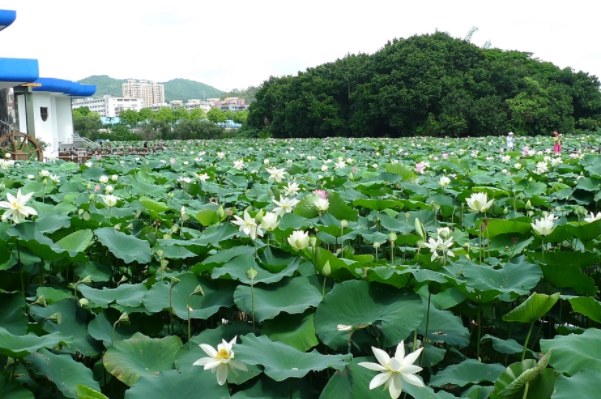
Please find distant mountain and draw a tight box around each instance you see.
[77,75,224,104]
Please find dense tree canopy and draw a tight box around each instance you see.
[248,32,601,138]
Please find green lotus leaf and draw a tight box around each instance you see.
[0,327,73,358]
[485,219,532,239]
[314,280,423,351]
[502,293,560,323]
[319,357,391,399]
[95,227,152,264]
[0,293,28,335]
[293,193,321,219]
[552,369,601,399]
[234,277,322,322]
[327,192,359,221]
[232,375,319,399]
[26,348,100,398]
[87,308,139,347]
[103,333,182,387]
[143,273,234,319]
[491,359,557,399]
[235,334,350,381]
[79,284,148,308]
[534,261,597,295]
[430,359,505,388]
[385,163,417,181]
[419,298,470,348]
[481,334,535,357]
[35,213,71,233]
[540,328,601,375]
[0,372,34,399]
[262,309,319,352]
[75,385,109,399]
[30,298,102,356]
[140,196,170,213]
[212,253,299,284]
[569,297,601,323]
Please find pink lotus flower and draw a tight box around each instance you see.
[414,162,426,174]
[94,184,100,192]
[313,189,328,199]
[170,159,176,164]
[352,166,358,173]
[442,153,448,159]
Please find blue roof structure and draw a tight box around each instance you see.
[0,9,96,97]
[0,10,16,31]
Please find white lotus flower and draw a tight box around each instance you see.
[531,214,557,236]
[111,175,118,182]
[0,189,37,224]
[100,194,120,207]
[85,161,93,167]
[27,175,34,179]
[287,230,310,251]
[105,185,114,193]
[314,198,329,212]
[217,152,225,159]
[192,336,247,386]
[231,210,263,240]
[335,160,346,169]
[196,172,210,182]
[266,167,286,183]
[535,162,548,175]
[272,196,299,217]
[422,236,455,262]
[99,175,109,184]
[514,163,522,170]
[466,192,494,213]
[585,212,601,223]
[260,211,279,232]
[358,342,425,399]
[436,227,451,239]
[284,182,300,197]
[49,174,60,183]
[439,176,451,187]
[321,165,329,172]
[233,160,244,170]
[39,170,50,177]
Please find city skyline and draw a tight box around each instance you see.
[2,0,601,92]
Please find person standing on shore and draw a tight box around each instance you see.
[553,131,562,155]
[506,132,515,151]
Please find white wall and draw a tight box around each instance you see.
[56,96,73,146]
[31,92,55,159]
[17,94,26,132]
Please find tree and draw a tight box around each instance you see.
[189,107,206,120]
[73,111,101,137]
[139,108,155,122]
[232,111,249,124]
[207,107,227,123]
[120,109,139,127]
[174,107,189,121]
[75,107,91,117]
[156,107,176,123]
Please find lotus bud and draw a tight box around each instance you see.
[525,200,532,210]
[503,207,509,215]
[217,206,226,219]
[322,260,331,276]
[414,218,426,239]
[388,233,397,243]
[43,178,47,186]
[168,192,174,198]
[340,220,349,228]
[114,224,121,230]
[170,277,180,286]
[160,259,169,269]
[117,312,130,324]
[192,285,205,296]
[373,242,381,249]
[163,234,171,239]
[89,193,95,201]
[118,275,129,284]
[255,209,264,224]
[171,225,179,234]
[78,208,84,215]
[156,250,164,258]
[246,268,258,281]
[528,177,533,182]
[404,212,411,219]
[528,211,534,217]
[80,275,93,285]
[86,182,92,190]
[47,312,62,325]
[32,295,47,307]
[309,236,317,248]
[79,298,89,307]
[83,212,90,221]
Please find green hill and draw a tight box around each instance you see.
[78,75,223,104]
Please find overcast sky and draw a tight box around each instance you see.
[2,0,601,92]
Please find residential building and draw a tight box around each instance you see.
[122,79,165,106]
[72,95,145,117]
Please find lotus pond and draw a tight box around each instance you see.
[2,134,601,399]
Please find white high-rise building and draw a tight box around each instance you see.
[122,79,165,107]
[71,95,145,117]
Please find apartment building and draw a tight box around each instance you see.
[72,95,145,117]
[122,79,165,107]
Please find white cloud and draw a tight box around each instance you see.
[2,0,600,92]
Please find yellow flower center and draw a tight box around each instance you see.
[11,201,21,210]
[216,349,229,361]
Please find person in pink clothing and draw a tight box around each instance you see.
[553,131,562,154]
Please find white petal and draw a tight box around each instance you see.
[20,206,37,217]
[199,343,217,358]
[358,362,388,372]
[401,372,425,388]
[372,347,391,368]
[6,192,16,204]
[203,360,221,370]
[401,347,423,367]
[192,357,213,366]
[0,201,10,209]
[20,191,34,203]
[389,373,404,399]
[369,372,391,390]
[398,364,422,375]
[216,363,228,385]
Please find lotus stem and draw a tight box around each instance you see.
[251,279,256,335]
[522,382,530,399]
[522,322,535,361]
[477,306,482,361]
[420,293,432,367]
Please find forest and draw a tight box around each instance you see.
[247,32,601,138]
